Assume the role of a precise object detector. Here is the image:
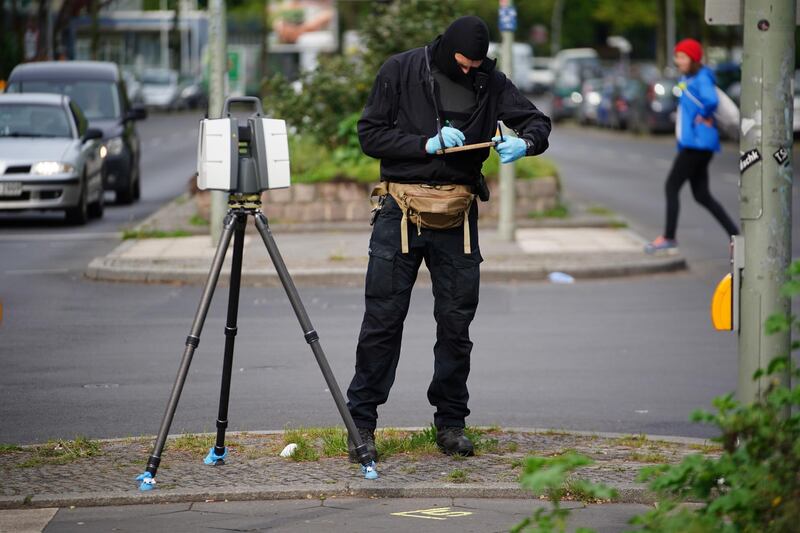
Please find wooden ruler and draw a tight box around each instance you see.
[435,141,497,155]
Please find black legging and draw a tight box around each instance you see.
[664,148,739,240]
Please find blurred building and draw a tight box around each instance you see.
[68,0,208,77]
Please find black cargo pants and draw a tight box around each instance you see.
[346,194,482,431]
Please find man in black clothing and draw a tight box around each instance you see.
[346,16,551,460]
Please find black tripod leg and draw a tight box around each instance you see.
[253,212,377,479]
[137,212,237,491]
[205,213,247,466]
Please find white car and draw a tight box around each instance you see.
[0,93,105,224]
[529,57,555,94]
[141,68,181,110]
[487,42,534,94]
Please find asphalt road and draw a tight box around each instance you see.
[0,109,797,445]
[38,499,650,533]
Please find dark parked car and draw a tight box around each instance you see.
[6,61,147,204]
[628,78,680,135]
[576,77,604,125]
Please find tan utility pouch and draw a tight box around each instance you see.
[372,182,475,254]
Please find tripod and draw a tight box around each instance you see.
[136,194,377,491]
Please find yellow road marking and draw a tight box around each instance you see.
[391,507,473,520]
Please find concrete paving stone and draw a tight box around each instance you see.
[0,508,57,533]
[0,430,718,509]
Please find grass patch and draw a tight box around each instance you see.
[166,433,213,454]
[328,253,348,262]
[283,428,321,462]
[528,203,569,219]
[17,437,102,468]
[122,229,193,240]
[376,427,438,459]
[275,425,504,461]
[508,458,525,469]
[609,220,629,228]
[552,478,618,503]
[447,468,469,483]
[539,429,572,437]
[629,451,668,463]
[505,441,519,453]
[0,444,22,453]
[688,442,722,454]
[189,214,209,227]
[319,428,348,457]
[587,205,614,216]
[612,434,649,448]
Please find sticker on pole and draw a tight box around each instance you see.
[773,147,789,166]
[739,149,761,173]
[498,6,517,32]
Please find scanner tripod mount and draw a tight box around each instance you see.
[137,100,378,490]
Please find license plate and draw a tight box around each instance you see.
[0,182,23,197]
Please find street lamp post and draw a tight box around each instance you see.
[736,0,795,401]
[208,0,228,244]
[706,0,796,402]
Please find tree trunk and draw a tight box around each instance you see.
[36,0,50,60]
[89,0,99,60]
[656,0,667,71]
[171,0,181,73]
[260,0,270,98]
[10,0,23,60]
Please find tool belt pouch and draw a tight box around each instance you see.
[372,182,475,255]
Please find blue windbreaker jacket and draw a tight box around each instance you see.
[676,66,720,152]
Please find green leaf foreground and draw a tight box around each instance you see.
[514,260,800,533]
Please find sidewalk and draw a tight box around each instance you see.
[86,196,685,286]
[0,428,718,510]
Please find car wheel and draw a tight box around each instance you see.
[88,186,104,219]
[65,180,89,225]
[132,164,141,201]
[117,161,136,205]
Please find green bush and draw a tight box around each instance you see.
[513,261,800,533]
[288,133,558,185]
[513,452,617,533]
[631,262,800,533]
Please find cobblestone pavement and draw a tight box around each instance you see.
[0,429,718,509]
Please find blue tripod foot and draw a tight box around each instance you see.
[203,446,228,466]
[361,461,378,480]
[136,472,156,491]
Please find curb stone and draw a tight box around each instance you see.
[84,256,686,286]
[0,428,718,509]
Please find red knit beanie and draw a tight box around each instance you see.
[674,38,703,63]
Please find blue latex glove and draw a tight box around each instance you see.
[426,126,466,154]
[492,135,527,164]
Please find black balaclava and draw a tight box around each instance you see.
[433,16,490,86]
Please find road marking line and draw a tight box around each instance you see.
[0,232,119,242]
[391,507,473,520]
[5,268,71,275]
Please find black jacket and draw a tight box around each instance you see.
[357,41,551,185]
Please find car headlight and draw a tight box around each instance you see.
[31,162,75,176]
[105,136,125,156]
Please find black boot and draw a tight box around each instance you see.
[436,427,474,457]
[348,427,378,464]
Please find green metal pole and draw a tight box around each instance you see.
[498,0,516,242]
[737,0,795,402]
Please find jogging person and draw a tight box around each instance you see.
[345,16,551,461]
[646,38,739,254]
